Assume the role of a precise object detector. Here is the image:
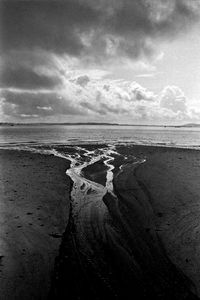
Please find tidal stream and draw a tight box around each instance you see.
[49,144,198,300]
[3,143,197,299]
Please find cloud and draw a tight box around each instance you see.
[159,86,187,113]
[1,0,98,55]
[1,90,86,118]
[1,0,200,62]
[128,83,156,101]
[1,76,200,124]
[76,80,157,117]
[0,66,61,90]
[37,106,53,111]
[1,78,155,120]
[75,75,90,87]
[0,50,64,91]
[136,73,161,78]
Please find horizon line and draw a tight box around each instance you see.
[0,122,199,127]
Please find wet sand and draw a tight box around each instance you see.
[0,150,71,300]
[83,158,107,186]
[51,145,200,300]
[131,146,200,297]
[110,145,200,299]
[1,145,200,299]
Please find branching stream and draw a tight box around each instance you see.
[4,144,197,299]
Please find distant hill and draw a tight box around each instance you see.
[0,122,119,126]
[180,123,200,128]
[0,122,182,127]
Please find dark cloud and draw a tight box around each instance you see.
[0,66,61,89]
[2,90,86,117]
[0,50,63,90]
[1,0,99,55]
[76,75,90,87]
[133,87,155,102]
[1,0,199,60]
[103,85,110,91]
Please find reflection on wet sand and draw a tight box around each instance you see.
[0,144,198,299]
[50,145,198,300]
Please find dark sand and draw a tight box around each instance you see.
[131,146,200,297]
[111,145,200,299]
[83,158,107,186]
[1,146,200,299]
[51,145,200,300]
[0,150,71,300]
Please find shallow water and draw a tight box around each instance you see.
[0,124,200,149]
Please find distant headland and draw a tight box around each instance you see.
[0,122,200,127]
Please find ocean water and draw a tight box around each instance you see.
[0,124,200,149]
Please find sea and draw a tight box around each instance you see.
[0,124,200,149]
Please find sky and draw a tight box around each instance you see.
[1,0,200,124]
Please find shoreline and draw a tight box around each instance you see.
[0,140,200,153]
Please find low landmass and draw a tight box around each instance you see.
[177,123,200,128]
[1,122,200,127]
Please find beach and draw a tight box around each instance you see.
[133,146,200,296]
[51,145,200,299]
[0,150,71,300]
[0,145,200,299]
